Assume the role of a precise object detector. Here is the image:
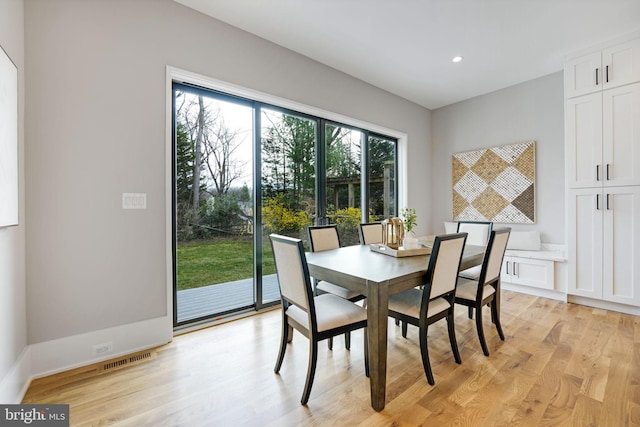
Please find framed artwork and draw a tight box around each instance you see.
[452,141,535,224]
[0,44,18,227]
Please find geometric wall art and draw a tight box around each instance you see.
[452,141,535,224]
[0,44,19,227]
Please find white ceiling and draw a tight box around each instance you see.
[176,0,640,110]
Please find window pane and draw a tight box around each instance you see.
[261,108,317,302]
[174,89,255,323]
[326,124,363,246]
[369,135,397,220]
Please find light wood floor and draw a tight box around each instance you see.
[23,291,640,426]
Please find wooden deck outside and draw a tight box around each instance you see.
[176,274,280,323]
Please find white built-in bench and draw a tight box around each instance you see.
[444,223,567,299]
[500,232,566,299]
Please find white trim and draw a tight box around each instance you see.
[29,316,172,379]
[165,67,176,334]
[0,347,31,404]
[567,295,640,316]
[501,283,567,302]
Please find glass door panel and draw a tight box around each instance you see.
[368,135,397,221]
[260,108,317,303]
[325,124,363,245]
[174,87,255,324]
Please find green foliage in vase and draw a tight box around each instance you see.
[401,207,417,234]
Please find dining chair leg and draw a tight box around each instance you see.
[491,299,505,340]
[401,320,408,338]
[301,339,319,405]
[475,306,490,356]
[419,325,435,385]
[274,318,289,373]
[345,332,351,350]
[446,311,462,364]
[287,325,294,343]
[468,306,473,319]
[328,337,333,350]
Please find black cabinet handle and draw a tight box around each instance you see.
[607,193,610,210]
[596,68,599,85]
[597,164,600,181]
[506,261,509,275]
[606,164,610,180]
[597,194,600,210]
[606,65,609,83]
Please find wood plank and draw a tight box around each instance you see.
[23,291,640,426]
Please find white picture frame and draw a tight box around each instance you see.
[0,44,18,227]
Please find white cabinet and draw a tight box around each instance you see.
[565,38,640,98]
[565,92,602,189]
[501,256,555,290]
[566,81,640,189]
[568,186,640,306]
[602,82,640,187]
[565,35,640,310]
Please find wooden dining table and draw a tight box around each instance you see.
[305,238,485,411]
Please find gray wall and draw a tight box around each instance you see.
[24,0,431,345]
[430,72,565,244]
[0,0,26,401]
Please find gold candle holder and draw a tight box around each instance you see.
[382,217,405,249]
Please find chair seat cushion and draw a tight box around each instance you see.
[286,294,367,332]
[388,288,449,320]
[455,278,496,301]
[458,265,481,280]
[316,280,363,300]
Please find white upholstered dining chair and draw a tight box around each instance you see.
[457,221,493,280]
[387,232,468,385]
[307,224,365,349]
[269,234,369,404]
[358,222,384,245]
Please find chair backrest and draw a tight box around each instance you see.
[359,222,383,245]
[457,221,493,246]
[423,233,468,301]
[307,225,340,252]
[269,234,313,312]
[478,228,511,286]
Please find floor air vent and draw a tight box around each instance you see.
[100,350,155,373]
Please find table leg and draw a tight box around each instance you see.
[366,279,389,411]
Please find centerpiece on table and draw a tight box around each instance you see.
[371,208,430,257]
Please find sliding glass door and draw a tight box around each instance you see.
[173,85,257,324]
[259,108,317,303]
[172,82,398,327]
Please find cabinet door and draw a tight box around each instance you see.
[602,82,640,187]
[568,188,603,299]
[501,257,513,283]
[565,52,602,98]
[603,187,640,306]
[565,93,603,189]
[510,257,555,290]
[602,38,640,90]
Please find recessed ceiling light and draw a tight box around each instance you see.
[452,56,463,63]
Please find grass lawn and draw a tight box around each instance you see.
[176,237,276,291]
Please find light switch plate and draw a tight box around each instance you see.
[122,193,147,209]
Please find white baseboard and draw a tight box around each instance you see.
[30,315,172,379]
[0,347,31,404]
[502,282,567,302]
[567,295,640,316]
